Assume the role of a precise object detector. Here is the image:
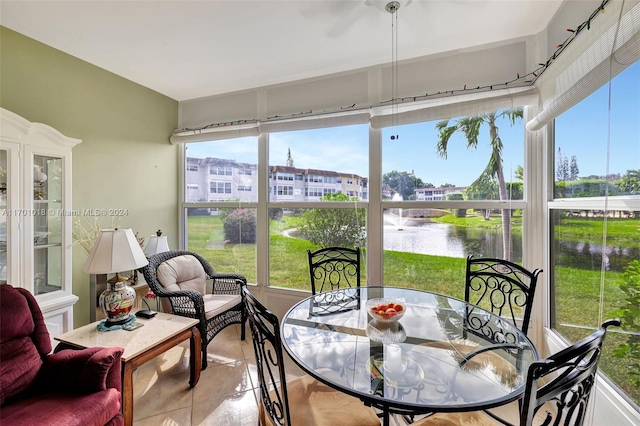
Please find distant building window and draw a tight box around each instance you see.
[210,166,232,175]
[306,187,323,197]
[238,168,252,175]
[210,181,231,193]
[238,185,252,191]
[277,186,293,195]
[186,184,198,190]
[187,164,199,172]
[277,173,294,181]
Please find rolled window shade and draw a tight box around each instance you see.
[370,87,539,129]
[258,110,371,134]
[170,123,259,144]
[527,2,640,131]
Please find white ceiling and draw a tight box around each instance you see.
[1,0,564,102]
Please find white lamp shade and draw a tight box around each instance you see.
[82,228,149,274]
[143,235,170,256]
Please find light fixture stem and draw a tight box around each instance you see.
[387,1,400,140]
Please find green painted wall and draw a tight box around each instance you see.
[0,27,179,327]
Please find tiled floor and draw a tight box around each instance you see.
[130,324,517,426]
[131,323,307,426]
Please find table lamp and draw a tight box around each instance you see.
[143,229,170,256]
[82,228,149,326]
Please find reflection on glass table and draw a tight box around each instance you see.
[281,287,538,426]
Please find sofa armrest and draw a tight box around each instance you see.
[38,346,124,394]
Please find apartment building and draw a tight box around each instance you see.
[186,157,368,203]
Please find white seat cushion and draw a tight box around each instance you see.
[203,294,242,319]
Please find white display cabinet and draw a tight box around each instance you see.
[0,108,80,344]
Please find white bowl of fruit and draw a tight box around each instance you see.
[366,298,406,323]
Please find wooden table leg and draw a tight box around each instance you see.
[122,361,135,426]
[189,326,202,387]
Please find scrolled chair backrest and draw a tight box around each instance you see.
[520,319,620,426]
[465,255,542,336]
[243,287,291,426]
[307,246,361,295]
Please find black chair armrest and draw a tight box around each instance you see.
[156,288,206,318]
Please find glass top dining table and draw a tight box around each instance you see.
[280,287,538,425]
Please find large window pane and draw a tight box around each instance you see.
[267,125,369,291]
[269,126,369,202]
[184,138,258,281]
[381,109,526,298]
[551,61,640,407]
[551,209,640,405]
[185,138,258,203]
[382,114,524,201]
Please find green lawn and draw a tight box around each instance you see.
[186,213,639,404]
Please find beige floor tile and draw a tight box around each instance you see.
[215,324,241,342]
[132,406,192,426]
[206,336,246,366]
[192,360,254,405]
[239,334,255,359]
[130,322,263,425]
[191,390,258,426]
[133,370,194,421]
[136,342,192,383]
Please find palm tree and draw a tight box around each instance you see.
[435,107,523,261]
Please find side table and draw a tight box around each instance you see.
[55,310,201,426]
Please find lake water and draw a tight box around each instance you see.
[383,217,523,261]
[383,215,636,271]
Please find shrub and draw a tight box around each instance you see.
[223,209,256,243]
[612,259,640,387]
[298,193,366,248]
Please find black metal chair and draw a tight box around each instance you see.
[464,255,542,336]
[142,250,246,370]
[307,246,362,316]
[242,287,380,426]
[411,319,621,426]
[307,246,361,294]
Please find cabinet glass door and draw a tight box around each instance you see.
[34,154,63,295]
[0,149,7,284]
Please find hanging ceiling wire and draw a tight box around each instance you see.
[387,1,400,141]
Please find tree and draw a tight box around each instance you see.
[514,165,524,182]
[612,259,640,388]
[298,193,366,248]
[618,169,640,194]
[556,148,569,181]
[570,155,579,181]
[286,148,294,167]
[435,108,522,260]
[382,170,419,200]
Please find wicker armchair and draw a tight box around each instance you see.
[142,250,246,370]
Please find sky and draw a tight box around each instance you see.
[186,61,639,188]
